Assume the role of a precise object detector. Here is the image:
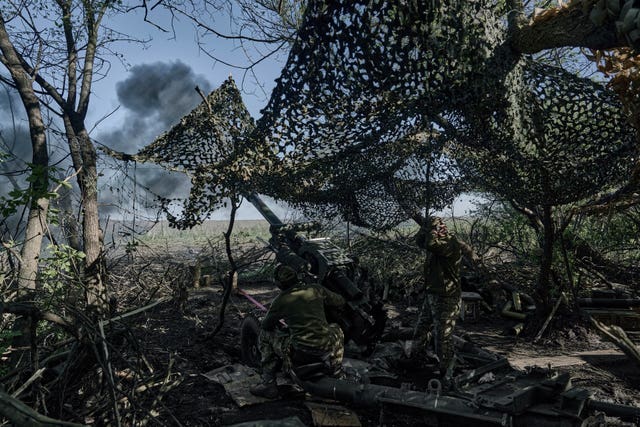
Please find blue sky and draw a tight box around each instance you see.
[90,7,284,121]
[85,7,293,221]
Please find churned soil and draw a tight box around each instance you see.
[118,280,640,427]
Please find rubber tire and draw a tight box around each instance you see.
[240,316,262,368]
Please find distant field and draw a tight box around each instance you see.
[104,219,271,247]
[144,220,271,242]
[145,220,269,236]
[104,217,472,247]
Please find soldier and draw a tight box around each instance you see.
[415,216,462,383]
[250,264,346,399]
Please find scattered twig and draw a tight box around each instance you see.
[533,292,567,343]
[138,354,183,426]
[0,301,76,336]
[104,297,171,326]
[11,367,46,399]
[588,316,640,367]
[98,320,122,427]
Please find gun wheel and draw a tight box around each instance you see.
[240,315,261,368]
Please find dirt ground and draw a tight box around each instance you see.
[112,276,640,427]
[90,234,640,426]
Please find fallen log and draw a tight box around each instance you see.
[588,316,640,367]
[0,390,85,426]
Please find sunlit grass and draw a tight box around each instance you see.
[139,220,271,245]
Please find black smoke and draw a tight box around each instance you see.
[97,60,213,218]
[100,60,212,153]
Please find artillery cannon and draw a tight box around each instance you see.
[233,194,640,425]
[239,193,387,365]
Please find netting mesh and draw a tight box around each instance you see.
[458,60,637,207]
[136,78,261,228]
[255,1,503,159]
[130,0,636,229]
[137,78,255,171]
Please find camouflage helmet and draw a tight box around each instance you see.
[430,216,449,236]
[274,264,298,289]
[430,216,444,228]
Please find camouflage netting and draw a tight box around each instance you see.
[259,129,464,229]
[136,78,269,228]
[246,0,505,228]
[131,0,636,229]
[457,60,637,207]
[136,78,255,170]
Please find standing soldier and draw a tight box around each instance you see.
[250,264,346,399]
[415,216,462,384]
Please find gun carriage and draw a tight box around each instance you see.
[239,192,387,366]
[234,194,640,426]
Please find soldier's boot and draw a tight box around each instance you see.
[439,357,457,392]
[250,380,278,399]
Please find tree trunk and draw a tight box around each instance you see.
[0,14,49,292]
[64,113,106,315]
[0,12,51,370]
[78,135,106,314]
[18,194,49,291]
[537,204,554,309]
[211,195,241,336]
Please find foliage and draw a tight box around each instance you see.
[0,329,21,376]
[0,164,60,218]
[590,47,640,108]
[39,244,85,304]
[348,225,424,299]
[572,208,640,263]
[456,202,539,267]
[140,219,271,245]
[454,200,640,297]
[0,0,159,310]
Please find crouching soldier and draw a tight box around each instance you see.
[415,216,462,383]
[250,264,346,399]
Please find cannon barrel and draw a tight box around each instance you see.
[242,191,387,348]
[587,399,640,421]
[245,192,284,227]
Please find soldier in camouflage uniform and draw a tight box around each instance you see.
[415,217,462,381]
[250,264,346,399]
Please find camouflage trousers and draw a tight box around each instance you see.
[417,293,461,374]
[259,324,344,381]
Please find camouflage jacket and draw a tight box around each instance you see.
[415,225,462,298]
[262,282,346,351]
